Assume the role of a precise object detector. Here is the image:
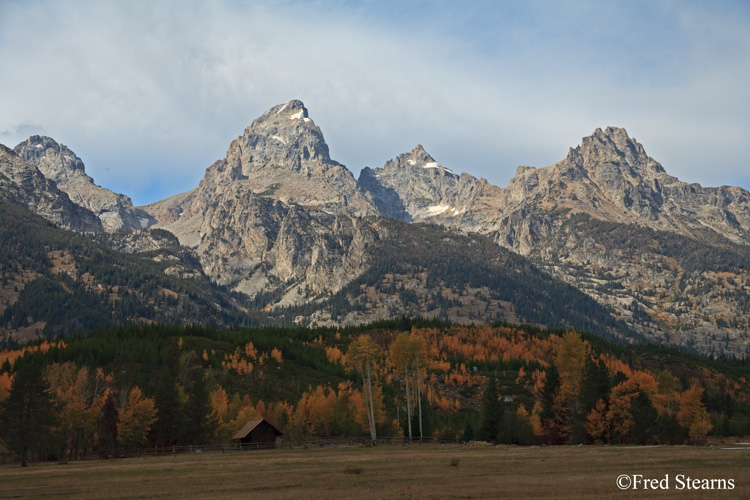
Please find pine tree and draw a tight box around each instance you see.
[97,391,119,458]
[0,357,56,466]
[628,390,657,444]
[479,373,503,442]
[184,373,216,444]
[152,347,184,445]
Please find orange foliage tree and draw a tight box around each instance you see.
[118,387,157,448]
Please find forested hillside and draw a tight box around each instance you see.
[315,219,638,344]
[1,322,748,464]
[533,212,750,357]
[0,200,246,344]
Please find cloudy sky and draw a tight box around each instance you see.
[1,0,749,205]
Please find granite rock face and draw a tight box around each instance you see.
[14,136,155,232]
[359,144,494,222]
[0,144,102,232]
[366,127,750,253]
[363,126,750,356]
[201,100,375,216]
[496,127,750,248]
[8,99,750,356]
[142,100,382,305]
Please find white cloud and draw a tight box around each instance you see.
[0,0,748,205]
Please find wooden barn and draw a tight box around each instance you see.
[233,419,283,450]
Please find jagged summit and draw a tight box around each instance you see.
[14,136,153,232]
[0,143,102,232]
[358,143,485,223]
[259,99,309,121]
[221,99,336,178]
[16,136,88,176]
[191,99,374,216]
[406,144,436,164]
[565,126,665,177]
[141,100,379,301]
[390,144,455,175]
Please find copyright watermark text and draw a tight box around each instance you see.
[616,474,735,491]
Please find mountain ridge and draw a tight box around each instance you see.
[14,136,156,232]
[2,99,750,357]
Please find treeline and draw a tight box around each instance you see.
[475,332,716,445]
[1,323,749,466]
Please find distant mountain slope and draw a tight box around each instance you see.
[140,100,381,305]
[14,136,155,231]
[533,213,750,357]
[308,219,637,345]
[0,199,244,344]
[362,127,750,357]
[6,101,750,357]
[365,127,750,252]
[0,144,102,233]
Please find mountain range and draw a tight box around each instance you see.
[2,99,749,358]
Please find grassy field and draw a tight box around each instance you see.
[0,443,748,499]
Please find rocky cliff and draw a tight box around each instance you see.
[492,127,750,249]
[6,101,750,357]
[364,127,750,356]
[143,100,382,305]
[14,136,155,232]
[0,144,102,233]
[359,144,501,223]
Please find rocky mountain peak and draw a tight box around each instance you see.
[0,143,103,232]
[14,136,152,232]
[382,144,457,178]
[260,99,309,121]
[405,144,435,164]
[221,99,335,179]
[15,135,88,183]
[567,126,663,176]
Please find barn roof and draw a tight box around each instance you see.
[232,418,283,440]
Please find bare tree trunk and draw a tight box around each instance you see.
[366,360,377,443]
[404,361,412,441]
[361,370,374,441]
[416,356,423,442]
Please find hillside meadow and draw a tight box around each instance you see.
[0,443,748,499]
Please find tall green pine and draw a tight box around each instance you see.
[479,373,503,442]
[97,391,119,458]
[0,356,56,466]
[151,346,184,445]
[184,372,215,444]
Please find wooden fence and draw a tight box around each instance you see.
[0,438,462,464]
[121,437,458,457]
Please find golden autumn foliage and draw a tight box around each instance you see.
[210,386,229,423]
[44,362,109,459]
[325,346,344,364]
[244,342,258,360]
[0,340,66,369]
[678,385,713,444]
[222,347,254,375]
[555,331,587,402]
[118,387,158,448]
[585,399,610,442]
[0,371,12,401]
[0,323,737,450]
[416,325,556,366]
[270,348,283,363]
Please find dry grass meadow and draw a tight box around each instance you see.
[1,443,748,499]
